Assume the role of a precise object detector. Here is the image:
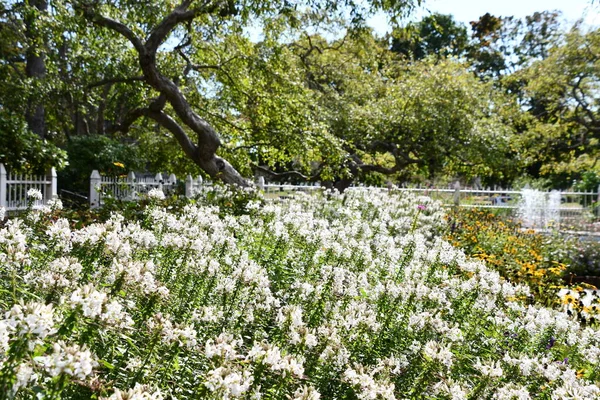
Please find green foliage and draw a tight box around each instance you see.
[210,29,519,183]
[574,172,600,192]
[391,13,468,60]
[0,109,67,173]
[0,0,593,189]
[59,135,143,194]
[513,26,600,186]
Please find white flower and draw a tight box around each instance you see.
[147,188,166,200]
[423,340,453,368]
[34,341,97,380]
[5,302,56,340]
[205,333,240,360]
[474,358,503,377]
[0,321,9,353]
[0,207,5,221]
[205,367,253,399]
[70,284,107,318]
[47,198,63,210]
[293,385,321,400]
[343,367,396,400]
[10,362,38,394]
[102,383,164,400]
[26,188,43,200]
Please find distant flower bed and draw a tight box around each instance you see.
[0,189,599,398]
[446,208,600,323]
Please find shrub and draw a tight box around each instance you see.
[58,135,144,195]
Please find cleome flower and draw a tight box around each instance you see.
[26,188,43,201]
[4,302,56,341]
[34,340,97,380]
[102,383,164,400]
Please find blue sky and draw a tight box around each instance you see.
[367,0,600,35]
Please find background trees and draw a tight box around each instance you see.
[513,27,600,188]
[0,0,598,191]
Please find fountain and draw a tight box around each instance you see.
[518,189,561,230]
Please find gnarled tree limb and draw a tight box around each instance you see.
[80,0,249,187]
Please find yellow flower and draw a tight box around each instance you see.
[113,162,125,168]
[562,293,577,305]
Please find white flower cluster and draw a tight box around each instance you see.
[34,340,97,380]
[147,188,166,200]
[3,302,56,341]
[27,188,43,201]
[69,284,132,327]
[25,256,82,290]
[247,342,305,378]
[204,367,253,399]
[1,186,599,398]
[103,384,164,400]
[343,367,395,400]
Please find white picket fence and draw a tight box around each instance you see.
[90,170,181,208]
[255,176,324,197]
[90,173,325,207]
[0,163,57,211]
[88,171,600,231]
[395,183,600,232]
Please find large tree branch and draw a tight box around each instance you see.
[80,4,145,54]
[108,107,147,134]
[145,0,195,52]
[147,109,248,186]
[139,52,222,159]
[146,110,199,160]
[88,76,145,89]
[145,0,227,54]
[570,76,599,127]
[81,0,248,186]
[109,93,168,134]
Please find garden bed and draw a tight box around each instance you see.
[0,189,599,398]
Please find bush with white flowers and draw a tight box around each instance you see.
[0,187,599,399]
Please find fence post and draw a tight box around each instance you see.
[453,181,461,207]
[155,172,163,191]
[127,171,136,200]
[0,164,6,209]
[185,175,193,197]
[45,167,57,203]
[257,176,265,191]
[90,170,101,209]
[197,175,203,194]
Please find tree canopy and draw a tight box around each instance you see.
[1,0,599,190]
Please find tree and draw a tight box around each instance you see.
[513,26,600,186]
[30,0,422,186]
[391,13,468,60]
[24,0,48,138]
[468,11,562,79]
[223,31,518,189]
[0,2,68,173]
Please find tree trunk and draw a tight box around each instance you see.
[84,4,251,187]
[334,178,354,193]
[24,0,48,138]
